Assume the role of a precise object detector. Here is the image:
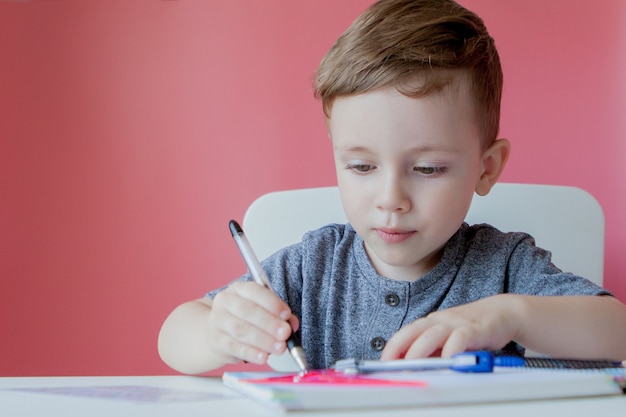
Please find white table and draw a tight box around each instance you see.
[1,375,625,416]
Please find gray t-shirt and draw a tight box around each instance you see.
[207,223,610,370]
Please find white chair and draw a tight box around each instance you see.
[243,183,605,369]
[243,183,604,285]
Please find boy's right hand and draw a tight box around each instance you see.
[207,281,299,365]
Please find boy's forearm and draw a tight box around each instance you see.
[512,294,626,360]
[158,298,225,374]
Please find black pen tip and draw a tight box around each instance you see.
[229,220,243,236]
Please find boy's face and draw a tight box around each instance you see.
[328,79,490,281]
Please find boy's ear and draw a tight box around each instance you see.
[475,138,510,196]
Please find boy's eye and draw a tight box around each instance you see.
[347,163,375,173]
[414,166,446,175]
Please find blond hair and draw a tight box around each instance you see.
[314,0,502,147]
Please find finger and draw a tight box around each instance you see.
[219,331,270,365]
[287,314,300,333]
[231,281,292,320]
[208,307,285,365]
[440,327,473,358]
[382,321,429,360]
[210,300,288,363]
[403,324,452,359]
[233,282,300,338]
[217,284,292,339]
[204,316,272,366]
[213,293,291,352]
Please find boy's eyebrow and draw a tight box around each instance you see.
[334,144,463,154]
[332,145,370,153]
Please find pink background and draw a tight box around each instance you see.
[1,0,625,376]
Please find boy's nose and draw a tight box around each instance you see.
[375,177,411,213]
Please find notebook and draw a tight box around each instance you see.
[222,367,625,411]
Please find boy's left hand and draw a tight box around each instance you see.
[381,294,520,360]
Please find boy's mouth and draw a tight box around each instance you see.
[375,228,415,244]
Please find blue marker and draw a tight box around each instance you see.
[333,351,525,374]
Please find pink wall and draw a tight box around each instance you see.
[1,0,624,376]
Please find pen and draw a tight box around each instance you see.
[228,219,309,375]
[333,351,526,374]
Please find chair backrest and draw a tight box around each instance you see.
[243,183,604,285]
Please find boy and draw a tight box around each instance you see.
[158,0,626,375]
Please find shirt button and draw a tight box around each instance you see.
[385,293,400,307]
[370,336,386,351]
